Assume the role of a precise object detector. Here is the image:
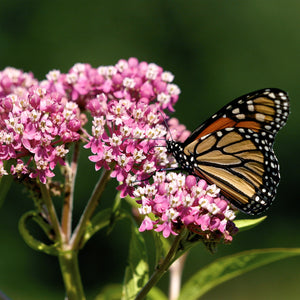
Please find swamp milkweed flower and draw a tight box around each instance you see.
[0,58,238,244]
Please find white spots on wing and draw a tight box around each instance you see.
[268,92,276,99]
[236,114,245,120]
[248,105,255,112]
[265,125,272,130]
[232,108,240,114]
[255,113,265,122]
[200,133,210,140]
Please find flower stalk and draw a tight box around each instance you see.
[58,251,85,300]
[135,228,187,300]
[70,167,113,249]
[169,252,188,300]
[39,181,63,243]
[62,141,81,241]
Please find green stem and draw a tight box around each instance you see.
[70,167,113,249]
[39,181,63,243]
[58,251,86,300]
[135,229,187,300]
[62,142,80,241]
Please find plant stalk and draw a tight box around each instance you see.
[169,252,188,300]
[58,251,86,300]
[62,142,80,241]
[39,181,63,243]
[70,167,113,249]
[135,229,187,300]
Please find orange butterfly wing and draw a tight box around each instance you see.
[179,88,290,214]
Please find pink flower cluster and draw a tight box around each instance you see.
[0,67,37,98]
[0,59,181,186]
[41,58,180,111]
[80,58,182,196]
[135,173,237,242]
[0,58,238,241]
[0,86,81,183]
[39,58,183,198]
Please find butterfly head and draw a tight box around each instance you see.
[166,139,195,174]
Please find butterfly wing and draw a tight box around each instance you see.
[183,88,289,146]
[182,88,290,214]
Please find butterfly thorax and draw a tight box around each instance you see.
[166,140,195,174]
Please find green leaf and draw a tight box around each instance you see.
[95,284,122,300]
[81,208,127,248]
[107,192,122,234]
[148,286,168,300]
[94,284,167,300]
[152,231,171,266]
[179,248,300,300]
[19,211,60,256]
[124,195,140,208]
[235,216,267,232]
[122,224,149,300]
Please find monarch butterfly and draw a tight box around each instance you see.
[166,88,290,215]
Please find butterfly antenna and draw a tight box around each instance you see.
[133,172,156,184]
[123,136,166,142]
[158,109,173,141]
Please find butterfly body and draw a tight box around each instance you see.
[167,88,290,215]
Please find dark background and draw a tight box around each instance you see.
[0,1,299,299]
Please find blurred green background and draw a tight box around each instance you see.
[0,0,300,299]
